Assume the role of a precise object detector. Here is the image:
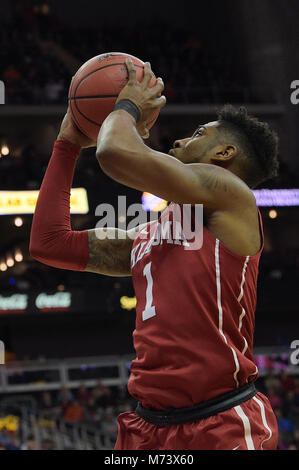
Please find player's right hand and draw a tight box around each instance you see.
[57,108,97,148]
[116,59,166,127]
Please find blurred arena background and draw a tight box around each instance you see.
[0,0,298,450]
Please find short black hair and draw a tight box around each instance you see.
[217,105,279,188]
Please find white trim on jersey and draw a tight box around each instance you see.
[247,365,259,383]
[253,396,273,450]
[238,256,250,302]
[232,348,240,388]
[215,239,240,388]
[237,258,259,381]
[234,405,255,450]
[215,239,227,345]
[238,256,250,355]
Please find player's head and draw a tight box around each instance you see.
[170,105,279,188]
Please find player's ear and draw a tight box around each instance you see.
[211,144,237,164]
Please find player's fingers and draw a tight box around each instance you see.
[125,58,137,82]
[150,77,165,96]
[152,95,167,109]
[140,126,150,139]
[143,128,150,139]
[142,62,153,88]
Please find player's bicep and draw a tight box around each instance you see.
[85,225,145,276]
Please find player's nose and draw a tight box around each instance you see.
[173,137,190,148]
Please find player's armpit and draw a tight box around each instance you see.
[85,225,146,276]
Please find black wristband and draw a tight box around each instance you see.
[114,99,141,123]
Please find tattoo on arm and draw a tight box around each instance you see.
[199,166,228,192]
[85,229,133,276]
[198,165,245,204]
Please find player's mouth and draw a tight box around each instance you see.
[168,149,175,156]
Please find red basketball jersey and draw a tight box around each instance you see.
[128,202,263,410]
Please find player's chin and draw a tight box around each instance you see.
[168,148,181,161]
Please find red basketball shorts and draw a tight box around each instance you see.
[114,392,278,450]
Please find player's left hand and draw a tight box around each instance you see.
[116,59,166,135]
[57,108,97,148]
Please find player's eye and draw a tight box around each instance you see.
[193,129,203,137]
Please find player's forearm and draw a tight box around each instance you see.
[96,109,145,164]
[29,140,89,271]
[96,110,166,188]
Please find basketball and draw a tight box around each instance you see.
[68,52,160,141]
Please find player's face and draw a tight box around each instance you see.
[168,121,221,164]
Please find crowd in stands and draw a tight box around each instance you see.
[0,371,299,450]
[0,1,267,105]
[257,370,299,450]
[0,380,135,450]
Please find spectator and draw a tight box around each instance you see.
[277,433,288,451]
[84,397,102,424]
[267,387,283,409]
[39,391,61,419]
[3,435,20,450]
[287,443,298,450]
[2,64,21,81]
[292,428,299,448]
[63,400,85,423]
[279,371,295,393]
[20,434,39,450]
[282,390,297,419]
[101,408,118,443]
[283,380,299,425]
[76,384,91,405]
[41,438,55,450]
[274,408,295,442]
[56,386,74,406]
[264,368,281,394]
[92,380,111,407]
[0,427,15,448]
[293,377,299,410]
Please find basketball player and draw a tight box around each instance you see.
[30,60,279,450]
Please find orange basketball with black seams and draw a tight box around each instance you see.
[68,52,160,141]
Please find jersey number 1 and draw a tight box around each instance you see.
[142,262,157,321]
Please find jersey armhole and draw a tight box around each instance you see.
[203,206,264,260]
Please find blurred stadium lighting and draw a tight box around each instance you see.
[14,250,23,262]
[6,256,14,267]
[269,209,278,219]
[0,145,9,156]
[14,217,23,227]
[0,261,7,272]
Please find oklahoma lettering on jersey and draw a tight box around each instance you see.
[128,202,263,410]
